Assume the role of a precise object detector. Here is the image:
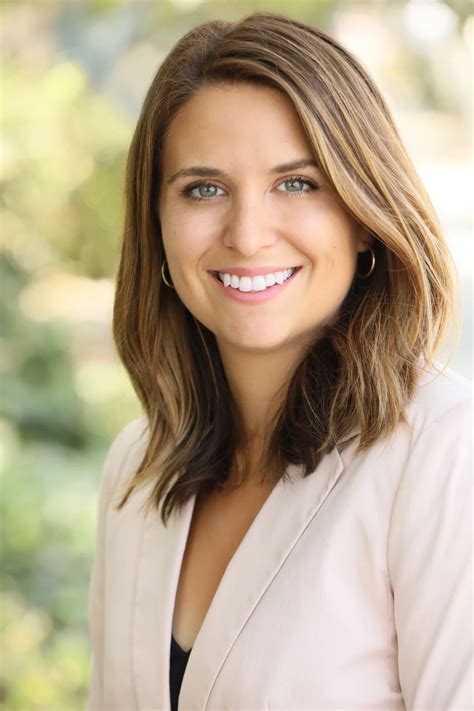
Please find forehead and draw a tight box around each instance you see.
[160,82,312,171]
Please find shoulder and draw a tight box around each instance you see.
[384,360,473,497]
[105,415,149,465]
[387,363,472,561]
[406,360,472,437]
[99,415,150,506]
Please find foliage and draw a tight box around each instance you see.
[1,44,139,709]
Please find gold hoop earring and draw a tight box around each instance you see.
[161,259,175,288]
[355,246,376,279]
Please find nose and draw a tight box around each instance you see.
[222,193,278,256]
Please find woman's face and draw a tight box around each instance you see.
[158,82,370,355]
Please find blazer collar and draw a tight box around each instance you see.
[131,441,348,710]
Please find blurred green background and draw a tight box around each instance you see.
[1,0,472,708]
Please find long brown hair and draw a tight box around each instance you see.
[113,11,458,524]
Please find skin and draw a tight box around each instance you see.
[158,82,372,468]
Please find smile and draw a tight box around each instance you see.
[209,267,302,303]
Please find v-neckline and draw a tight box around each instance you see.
[170,474,283,653]
[171,634,192,655]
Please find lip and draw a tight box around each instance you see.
[209,267,302,303]
[208,266,300,277]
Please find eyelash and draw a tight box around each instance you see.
[179,175,318,202]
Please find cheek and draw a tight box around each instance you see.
[296,204,358,272]
[325,235,358,272]
[161,209,216,265]
[160,211,220,307]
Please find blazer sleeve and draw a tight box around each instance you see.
[388,397,473,710]
[85,418,147,711]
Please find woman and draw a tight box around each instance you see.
[86,11,472,711]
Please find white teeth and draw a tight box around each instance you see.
[251,275,267,291]
[238,276,252,292]
[217,268,296,291]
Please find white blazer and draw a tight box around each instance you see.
[86,363,473,710]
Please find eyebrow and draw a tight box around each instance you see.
[166,158,318,185]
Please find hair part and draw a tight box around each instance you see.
[113,11,459,524]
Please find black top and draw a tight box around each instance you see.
[170,634,192,711]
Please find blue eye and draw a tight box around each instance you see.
[276,176,316,194]
[182,183,226,201]
[180,174,317,202]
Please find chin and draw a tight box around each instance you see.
[222,330,294,354]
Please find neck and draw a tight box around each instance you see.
[220,343,300,434]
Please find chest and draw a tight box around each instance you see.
[171,480,275,651]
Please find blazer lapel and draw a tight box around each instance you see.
[132,478,197,710]
[179,443,346,709]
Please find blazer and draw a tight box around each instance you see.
[86,363,473,710]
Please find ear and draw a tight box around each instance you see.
[356,228,374,253]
